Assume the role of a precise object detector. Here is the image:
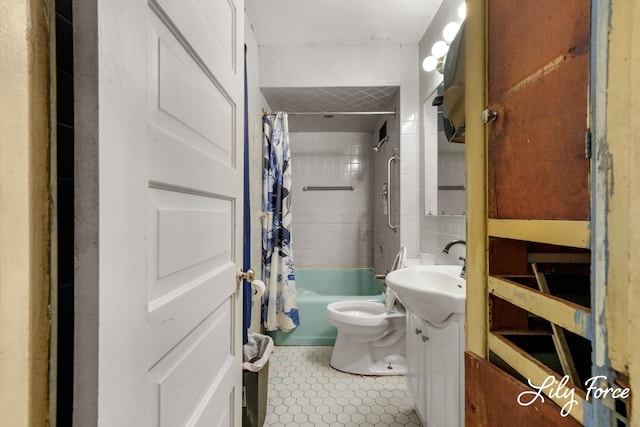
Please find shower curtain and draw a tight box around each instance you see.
[262,112,299,332]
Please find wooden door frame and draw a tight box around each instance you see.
[0,1,54,426]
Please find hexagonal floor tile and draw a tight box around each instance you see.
[262,346,422,426]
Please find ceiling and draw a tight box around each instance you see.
[245,0,443,45]
[246,0,443,132]
[262,86,399,132]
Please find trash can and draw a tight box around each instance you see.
[242,333,273,427]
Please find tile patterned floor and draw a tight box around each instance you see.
[264,346,422,426]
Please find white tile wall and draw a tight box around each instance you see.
[370,91,402,273]
[291,132,373,267]
[259,44,411,88]
[258,42,421,262]
[420,215,466,264]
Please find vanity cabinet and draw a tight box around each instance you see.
[406,310,464,427]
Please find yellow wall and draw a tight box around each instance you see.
[607,0,640,421]
[0,1,53,425]
[464,0,488,358]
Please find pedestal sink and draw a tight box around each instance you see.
[385,265,466,323]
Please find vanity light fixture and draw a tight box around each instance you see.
[443,22,461,43]
[458,3,467,19]
[431,40,449,58]
[422,56,439,72]
[421,2,465,74]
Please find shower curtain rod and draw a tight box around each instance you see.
[262,110,396,117]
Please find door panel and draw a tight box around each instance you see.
[145,1,243,425]
[149,300,234,427]
[148,14,236,185]
[76,0,244,425]
[487,0,590,220]
[147,188,236,364]
[154,0,238,81]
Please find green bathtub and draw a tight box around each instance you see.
[267,268,385,346]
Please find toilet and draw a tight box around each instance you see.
[325,248,407,375]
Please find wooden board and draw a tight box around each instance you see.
[487,0,590,220]
[466,352,583,427]
[489,238,529,329]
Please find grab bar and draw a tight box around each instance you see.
[303,186,354,191]
[438,185,466,190]
[387,152,399,232]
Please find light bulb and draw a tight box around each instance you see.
[458,3,467,20]
[443,22,461,43]
[422,56,438,72]
[431,41,449,58]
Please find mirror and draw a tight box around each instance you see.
[423,84,466,216]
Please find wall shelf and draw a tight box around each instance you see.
[488,219,590,249]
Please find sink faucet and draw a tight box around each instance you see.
[442,240,467,279]
[442,240,466,254]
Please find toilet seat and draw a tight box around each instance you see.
[326,301,388,328]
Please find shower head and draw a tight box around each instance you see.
[373,136,389,152]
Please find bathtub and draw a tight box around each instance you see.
[267,268,385,346]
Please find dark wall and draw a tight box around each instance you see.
[56,0,74,424]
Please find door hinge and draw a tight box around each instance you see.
[585,129,592,159]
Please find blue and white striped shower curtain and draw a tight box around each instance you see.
[262,112,299,332]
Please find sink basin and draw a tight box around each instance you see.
[385,265,466,323]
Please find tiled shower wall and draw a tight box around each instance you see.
[372,92,402,273]
[259,43,421,261]
[290,132,373,267]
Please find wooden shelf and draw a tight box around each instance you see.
[488,276,591,339]
[488,219,590,249]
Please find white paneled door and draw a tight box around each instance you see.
[75,0,245,425]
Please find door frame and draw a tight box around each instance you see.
[0,1,54,426]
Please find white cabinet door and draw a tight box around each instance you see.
[75,0,245,425]
[407,312,429,423]
[406,312,421,400]
[424,318,461,427]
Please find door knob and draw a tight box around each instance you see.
[237,268,255,283]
